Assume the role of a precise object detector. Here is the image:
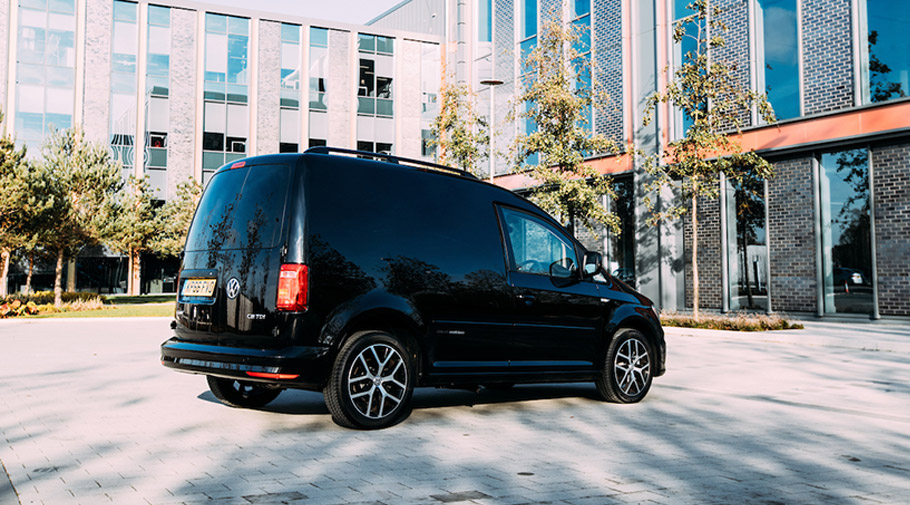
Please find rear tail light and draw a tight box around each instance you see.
[276,264,308,311]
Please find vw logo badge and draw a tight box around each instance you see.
[226,278,241,300]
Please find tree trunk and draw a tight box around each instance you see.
[692,193,699,321]
[0,248,10,297]
[25,251,34,294]
[54,248,64,307]
[742,227,753,309]
[128,249,142,296]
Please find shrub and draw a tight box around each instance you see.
[660,312,803,331]
[0,300,39,318]
[1,291,107,305]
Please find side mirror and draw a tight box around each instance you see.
[549,258,578,287]
[582,251,604,278]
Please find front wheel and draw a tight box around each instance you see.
[324,331,415,429]
[595,329,653,403]
[207,376,282,408]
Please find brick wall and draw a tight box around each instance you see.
[594,0,623,143]
[768,156,818,313]
[168,7,197,196]
[802,0,855,115]
[684,194,723,310]
[256,20,281,156]
[872,142,910,317]
[715,0,752,128]
[493,0,515,175]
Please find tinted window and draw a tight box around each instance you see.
[185,164,290,251]
[502,207,577,275]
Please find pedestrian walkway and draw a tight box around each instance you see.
[665,319,910,353]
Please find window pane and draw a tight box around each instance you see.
[503,208,577,275]
[113,0,137,23]
[758,0,800,119]
[479,0,492,42]
[574,0,590,17]
[310,27,328,48]
[358,33,375,52]
[205,13,226,33]
[819,149,874,315]
[185,164,291,251]
[148,5,170,27]
[864,0,910,103]
[227,16,249,35]
[281,23,300,43]
[726,175,768,310]
[522,0,537,39]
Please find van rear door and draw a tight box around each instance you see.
[175,162,293,343]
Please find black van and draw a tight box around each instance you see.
[161,147,665,429]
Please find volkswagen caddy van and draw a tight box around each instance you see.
[161,147,665,429]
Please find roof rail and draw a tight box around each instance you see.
[304,146,479,180]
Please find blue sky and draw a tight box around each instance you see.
[209,0,406,25]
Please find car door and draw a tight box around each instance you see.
[498,206,602,371]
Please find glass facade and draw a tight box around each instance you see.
[110,0,138,180]
[818,149,874,315]
[308,27,328,147]
[725,175,769,311]
[280,23,301,153]
[15,0,76,152]
[357,34,394,117]
[860,0,910,103]
[357,33,394,154]
[755,0,800,120]
[606,177,635,286]
[518,0,538,166]
[421,42,440,160]
[672,1,702,137]
[145,4,170,199]
[202,13,249,183]
[571,0,592,131]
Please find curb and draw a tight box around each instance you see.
[664,324,910,353]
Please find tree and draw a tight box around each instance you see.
[642,0,775,320]
[511,13,622,236]
[430,70,489,176]
[38,128,123,306]
[154,177,202,257]
[103,175,159,295]
[0,108,34,297]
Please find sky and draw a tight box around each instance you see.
[208,0,407,25]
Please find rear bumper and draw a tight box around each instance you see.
[160,338,331,389]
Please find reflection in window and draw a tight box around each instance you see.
[110,0,138,179]
[203,13,249,178]
[144,5,170,198]
[15,0,76,152]
[819,149,874,315]
[503,208,577,276]
[725,174,768,310]
[309,27,329,113]
[607,177,636,286]
[672,2,704,137]
[280,23,301,152]
[756,0,800,120]
[860,0,909,103]
[571,0,592,131]
[421,42,440,161]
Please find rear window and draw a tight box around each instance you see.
[185,164,291,251]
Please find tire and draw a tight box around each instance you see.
[595,329,653,403]
[324,330,415,430]
[483,383,515,391]
[207,376,282,408]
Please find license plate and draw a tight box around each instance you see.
[182,279,216,297]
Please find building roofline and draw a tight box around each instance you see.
[364,0,418,26]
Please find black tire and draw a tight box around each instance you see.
[207,376,282,408]
[324,330,415,430]
[595,329,653,403]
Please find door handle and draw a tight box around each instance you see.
[516,293,536,305]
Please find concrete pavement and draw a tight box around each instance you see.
[0,317,908,505]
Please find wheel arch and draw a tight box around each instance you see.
[607,311,666,377]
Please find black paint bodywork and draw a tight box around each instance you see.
[161,152,665,391]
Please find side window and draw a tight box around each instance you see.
[501,207,578,276]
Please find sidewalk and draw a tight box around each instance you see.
[665,319,910,353]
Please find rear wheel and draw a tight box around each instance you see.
[324,331,415,429]
[207,376,282,408]
[595,329,653,403]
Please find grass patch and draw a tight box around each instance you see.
[104,294,176,305]
[32,302,175,318]
[661,312,803,331]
